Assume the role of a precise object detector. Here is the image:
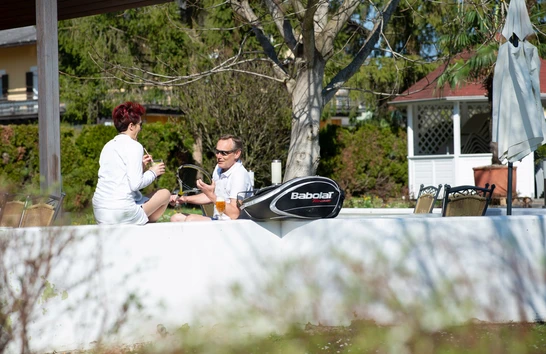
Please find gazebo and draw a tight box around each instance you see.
[389,57,546,199]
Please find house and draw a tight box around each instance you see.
[0,26,181,127]
[389,57,546,199]
[0,26,39,123]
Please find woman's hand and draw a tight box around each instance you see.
[149,161,165,177]
[170,194,183,206]
[142,154,153,169]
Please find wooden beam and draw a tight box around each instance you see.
[0,0,173,31]
[36,0,61,195]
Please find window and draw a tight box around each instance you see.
[0,70,7,100]
[26,67,38,100]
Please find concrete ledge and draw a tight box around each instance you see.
[3,210,546,352]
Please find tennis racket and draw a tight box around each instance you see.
[175,164,213,196]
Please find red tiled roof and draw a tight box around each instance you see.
[391,55,546,104]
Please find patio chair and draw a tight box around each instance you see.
[0,194,29,227]
[20,203,55,227]
[20,193,65,227]
[441,184,496,217]
[413,184,442,214]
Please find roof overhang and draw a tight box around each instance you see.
[388,95,489,106]
[389,93,546,106]
[0,0,173,31]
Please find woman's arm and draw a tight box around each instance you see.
[126,144,155,191]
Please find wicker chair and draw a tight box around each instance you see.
[20,203,55,227]
[2,193,65,228]
[441,184,496,217]
[0,199,28,227]
[413,184,442,214]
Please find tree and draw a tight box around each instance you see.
[58,5,292,185]
[215,0,403,180]
[84,1,402,181]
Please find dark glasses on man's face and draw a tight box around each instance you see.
[214,149,236,156]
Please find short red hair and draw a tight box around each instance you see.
[112,102,146,133]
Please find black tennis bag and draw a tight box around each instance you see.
[239,176,345,221]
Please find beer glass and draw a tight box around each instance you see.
[216,197,226,218]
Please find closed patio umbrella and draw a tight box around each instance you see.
[492,0,546,214]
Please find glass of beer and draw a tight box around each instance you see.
[216,197,226,218]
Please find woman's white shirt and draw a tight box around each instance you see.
[92,134,155,223]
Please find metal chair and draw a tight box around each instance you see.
[413,184,442,214]
[441,184,496,217]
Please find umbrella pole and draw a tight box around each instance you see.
[507,162,513,215]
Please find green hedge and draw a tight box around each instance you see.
[318,124,408,199]
[0,122,193,211]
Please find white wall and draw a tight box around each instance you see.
[3,212,546,352]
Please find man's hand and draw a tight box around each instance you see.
[197,179,216,202]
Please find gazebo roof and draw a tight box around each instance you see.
[391,55,546,105]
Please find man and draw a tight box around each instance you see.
[170,135,253,222]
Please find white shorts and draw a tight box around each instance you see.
[93,204,149,225]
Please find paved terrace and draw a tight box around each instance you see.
[3,207,546,353]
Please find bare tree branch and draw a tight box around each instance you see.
[323,0,401,104]
[317,0,361,57]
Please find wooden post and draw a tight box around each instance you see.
[36,0,61,196]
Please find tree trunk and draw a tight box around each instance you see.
[192,132,203,166]
[284,61,325,181]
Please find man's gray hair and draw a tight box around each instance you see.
[219,134,243,152]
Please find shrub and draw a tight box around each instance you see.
[318,124,408,199]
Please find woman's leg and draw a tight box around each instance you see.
[143,189,171,223]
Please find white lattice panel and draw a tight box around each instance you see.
[416,104,453,155]
[466,103,490,119]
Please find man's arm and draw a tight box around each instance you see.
[224,198,240,219]
[177,192,212,205]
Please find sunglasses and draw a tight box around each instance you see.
[214,148,237,156]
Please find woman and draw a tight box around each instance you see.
[92,102,171,225]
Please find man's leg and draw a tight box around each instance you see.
[185,214,212,222]
[170,213,187,222]
[143,189,171,222]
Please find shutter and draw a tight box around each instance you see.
[26,72,33,94]
[2,74,8,97]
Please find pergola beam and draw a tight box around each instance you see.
[36,0,61,195]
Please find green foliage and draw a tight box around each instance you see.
[138,121,194,194]
[435,0,546,94]
[174,62,292,188]
[0,123,193,213]
[318,124,408,199]
[0,125,40,189]
[344,195,384,208]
